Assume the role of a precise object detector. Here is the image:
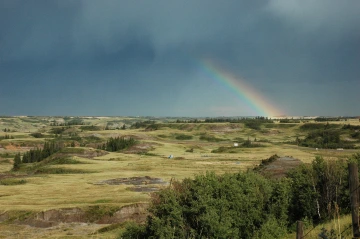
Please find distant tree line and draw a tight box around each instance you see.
[50,118,85,126]
[279,119,301,123]
[98,137,137,152]
[315,117,343,122]
[175,117,273,124]
[2,128,11,132]
[131,121,157,129]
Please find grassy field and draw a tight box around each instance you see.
[0,116,359,238]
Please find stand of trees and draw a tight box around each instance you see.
[121,154,360,239]
[315,117,342,122]
[0,134,14,139]
[50,118,85,126]
[299,129,355,149]
[98,137,137,152]
[175,117,273,124]
[131,121,157,129]
[20,141,63,164]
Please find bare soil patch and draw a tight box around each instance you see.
[123,143,157,154]
[96,176,167,186]
[96,176,169,192]
[258,156,302,178]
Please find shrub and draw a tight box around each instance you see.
[175,134,193,140]
[199,134,223,142]
[121,171,285,239]
[0,178,27,185]
[98,137,137,152]
[30,132,44,138]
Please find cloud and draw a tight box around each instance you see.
[0,1,359,116]
[266,0,360,36]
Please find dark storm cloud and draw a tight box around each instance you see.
[0,0,359,116]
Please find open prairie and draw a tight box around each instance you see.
[0,116,359,238]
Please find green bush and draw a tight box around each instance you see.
[121,171,288,239]
[0,178,27,185]
[175,134,193,140]
[244,121,262,130]
[98,137,137,152]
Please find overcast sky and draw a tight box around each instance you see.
[0,0,359,116]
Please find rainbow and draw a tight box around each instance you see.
[198,59,283,117]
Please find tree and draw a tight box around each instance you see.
[121,171,287,239]
[13,153,21,170]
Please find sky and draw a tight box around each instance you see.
[0,0,359,117]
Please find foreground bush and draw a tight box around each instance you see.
[120,172,289,239]
[120,154,360,239]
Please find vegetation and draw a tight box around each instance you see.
[30,132,44,138]
[0,134,14,140]
[98,137,137,152]
[0,178,27,185]
[50,118,85,126]
[1,116,360,238]
[175,134,193,140]
[131,120,157,129]
[175,117,273,124]
[21,141,64,164]
[253,154,280,171]
[300,122,340,131]
[79,125,102,131]
[299,129,355,149]
[279,118,301,123]
[121,154,358,238]
[315,117,342,122]
[33,167,93,174]
[199,134,223,142]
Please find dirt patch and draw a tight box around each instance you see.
[4,144,19,150]
[96,176,168,186]
[96,176,169,193]
[258,156,302,178]
[123,143,157,154]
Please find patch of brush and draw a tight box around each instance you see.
[43,156,88,165]
[34,167,96,174]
